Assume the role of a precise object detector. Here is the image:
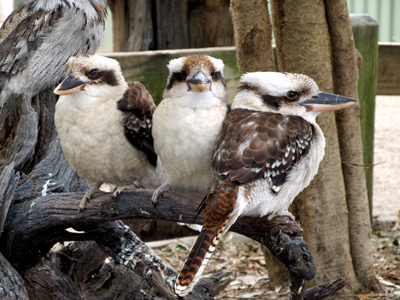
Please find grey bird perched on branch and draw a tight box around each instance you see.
[151,55,228,205]
[175,72,356,296]
[0,0,107,129]
[54,54,166,211]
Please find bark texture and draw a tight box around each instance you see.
[324,0,377,290]
[0,252,29,300]
[109,0,234,52]
[229,0,275,74]
[270,0,361,292]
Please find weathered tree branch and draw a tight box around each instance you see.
[0,252,29,300]
[1,179,345,299]
[0,163,19,238]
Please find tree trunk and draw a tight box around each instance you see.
[229,0,274,74]
[324,0,378,291]
[271,0,361,293]
[229,0,289,286]
[109,0,234,52]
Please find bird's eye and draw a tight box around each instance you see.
[181,70,187,79]
[88,69,98,78]
[286,91,298,101]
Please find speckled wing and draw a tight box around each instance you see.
[212,108,314,189]
[0,1,105,93]
[117,82,158,167]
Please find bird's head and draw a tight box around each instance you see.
[163,55,228,103]
[232,72,356,122]
[54,54,127,99]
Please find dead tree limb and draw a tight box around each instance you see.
[0,163,19,238]
[0,252,29,300]
[1,183,344,299]
[0,138,345,299]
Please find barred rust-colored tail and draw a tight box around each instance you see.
[175,217,230,296]
[175,175,239,296]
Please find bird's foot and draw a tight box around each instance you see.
[78,183,102,211]
[151,182,170,207]
[267,209,295,221]
[112,181,140,197]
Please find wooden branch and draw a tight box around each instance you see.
[0,137,344,299]
[0,252,29,300]
[85,221,231,299]
[304,277,346,300]
[0,186,344,299]
[0,163,19,238]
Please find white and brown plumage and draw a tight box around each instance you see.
[175,72,356,296]
[54,54,166,210]
[151,55,228,204]
[0,0,107,127]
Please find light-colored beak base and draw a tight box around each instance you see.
[54,76,87,96]
[186,72,212,93]
[302,92,357,112]
[54,84,85,95]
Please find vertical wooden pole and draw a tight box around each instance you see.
[109,0,129,52]
[350,14,379,223]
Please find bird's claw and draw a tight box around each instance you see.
[267,210,295,221]
[151,182,170,208]
[112,182,140,198]
[78,196,91,212]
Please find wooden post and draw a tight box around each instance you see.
[350,14,379,223]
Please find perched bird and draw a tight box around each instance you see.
[175,72,356,296]
[54,54,166,210]
[151,55,228,204]
[0,0,107,126]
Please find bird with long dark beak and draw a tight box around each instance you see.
[151,55,228,205]
[174,72,356,296]
[54,54,166,211]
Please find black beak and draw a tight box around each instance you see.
[54,76,88,95]
[300,92,357,112]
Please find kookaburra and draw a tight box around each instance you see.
[151,55,228,205]
[0,0,107,126]
[54,54,166,210]
[175,72,356,296]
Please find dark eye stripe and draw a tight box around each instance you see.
[165,72,186,90]
[85,69,119,86]
[212,71,226,87]
[100,70,118,86]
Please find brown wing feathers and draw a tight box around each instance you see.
[117,82,157,167]
[213,108,314,189]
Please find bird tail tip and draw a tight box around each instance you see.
[175,218,230,296]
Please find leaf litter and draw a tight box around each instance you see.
[150,218,400,299]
